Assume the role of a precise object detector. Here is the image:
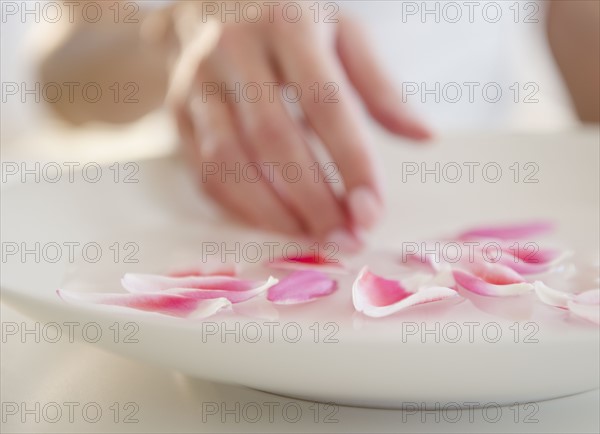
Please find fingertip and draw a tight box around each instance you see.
[405,123,434,142]
[325,228,365,254]
[371,105,433,142]
[391,118,434,142]
[348,186,383,231]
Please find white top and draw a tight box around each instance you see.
[1,0,577,144]
[146,0,576,132]
[340,0,575,132]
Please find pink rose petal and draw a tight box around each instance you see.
[352,267,459,318]
[400,243,441,272]
[533,281,572,308]
[509,247,561,264]
[574,289,600,304]
[121,274,277,303]
[164,277,277,303]
[458,221,554,241]
[267,254,347,274]
[123,274,253,292]
[568,289,600,325]
[533,284,599,325]
[498,248,570,275]
[266,270,337,305]
[167,265,236,277]
[452,262,533,297]
[56,289,231,319]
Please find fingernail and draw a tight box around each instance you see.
[411,123,434,141]
[348,187,382,230]
[326,228,363,254]
[387,104,433,141]
[399,116,433,141]
[408,121,433,141]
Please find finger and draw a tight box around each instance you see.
[336,16,432,141]
[272,29,383,231]
[172,101,196,151]
[188,70,304,235]
[222,34,359,247]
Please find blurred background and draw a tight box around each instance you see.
[1,0,585,162]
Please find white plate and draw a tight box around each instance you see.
[2,130,599,408]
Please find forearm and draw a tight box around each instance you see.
[547,0,600,123]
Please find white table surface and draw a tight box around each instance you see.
[2,122,599,433]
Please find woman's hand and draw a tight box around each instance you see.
[168,1,430,250]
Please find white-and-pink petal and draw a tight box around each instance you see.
[452,262,533,297]
[352,267,458,318]
[121,274,277,303]
[267,254,347,275]
[498,248,571,275]
[568,289,600,325]
[533,281,573,308]
[266,270,337,305]
[56,289,231,319]
[458,221,554,241]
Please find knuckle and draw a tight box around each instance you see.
[309,97,342,124]
[216,30,236,52]
[267,4,311,34]
[200,137,236,163]
[216,23,256,52]
[248,112,293,151]
[310,201,342,233]
[202,177,221,197]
